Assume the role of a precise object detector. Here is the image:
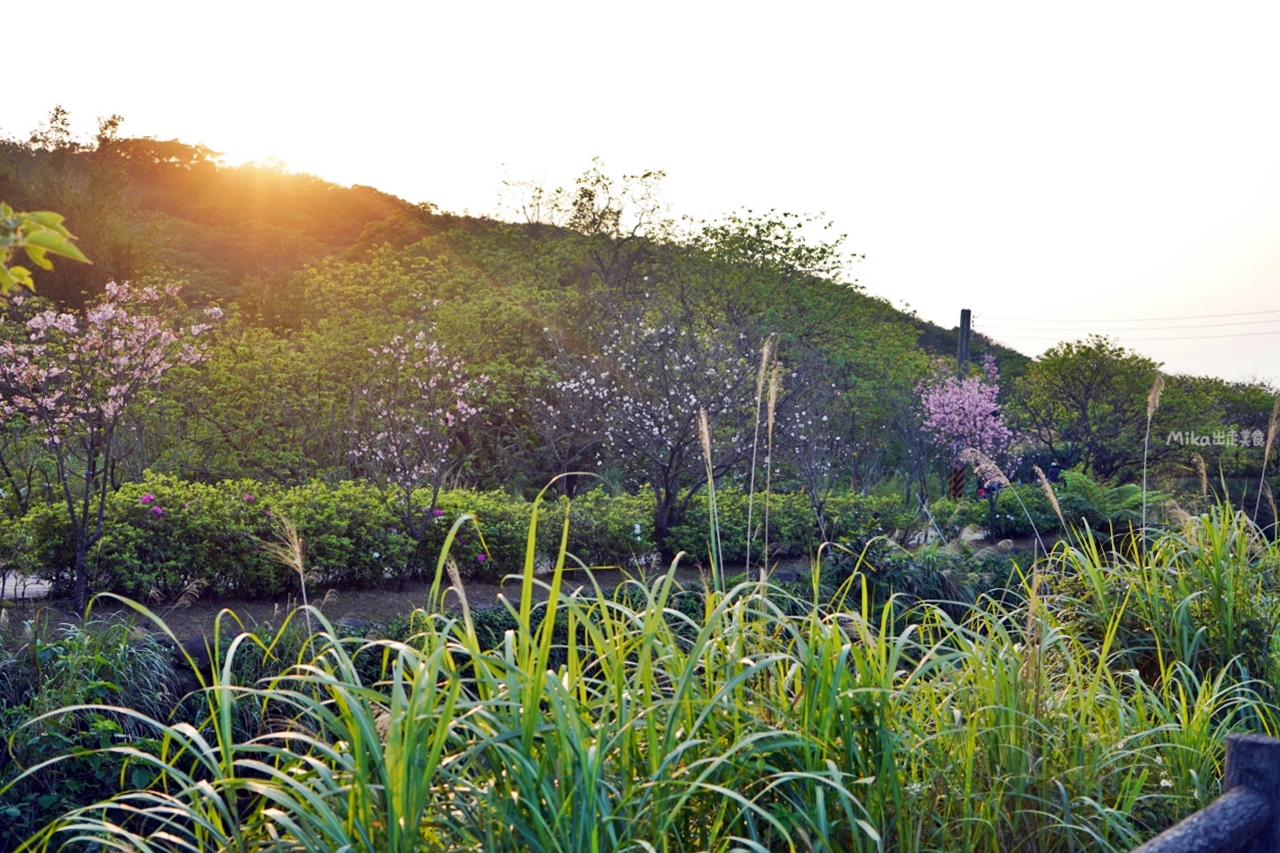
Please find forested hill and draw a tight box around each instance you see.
[0,126,414,305]
[0,119,1046,506]
[0,122,1027,366]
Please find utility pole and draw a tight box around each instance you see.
[949,308,974,513]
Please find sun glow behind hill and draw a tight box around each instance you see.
[5,2,1280,382]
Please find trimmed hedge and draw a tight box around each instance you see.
[668,487,913,564]
[1,472,900,601]
[5,474,418,599]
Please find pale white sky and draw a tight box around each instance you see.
[8,2,1280,383]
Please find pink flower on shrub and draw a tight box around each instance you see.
[182,503,189,509]
[265,509,272,516]
[152,506,164,515]
[140,493,154,505]
[477,553,486,562]
[433,508,444,517]
[244,493,254,502]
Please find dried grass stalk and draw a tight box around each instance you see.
[1268,398,1280,457]
[698,407,713,465]
[959,448,1009,488]
[175,579,207,610]
[766,362,781,436]
[445,556,469,615]
[762,362,782,581]
[1146,374,1166,420]
[1034,465,1065,530]
[755,336,774,404]
[1193,452,1208,498]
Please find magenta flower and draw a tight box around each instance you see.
[244,494,254,502]
[433,508,444,517]
[265,509,272,516]
[140,493,154,505]
[152,506,164,515]
[182,503,189,509]
[477,553,487,562]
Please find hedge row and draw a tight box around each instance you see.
[0,472,906,601]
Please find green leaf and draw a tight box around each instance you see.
[23,243,53,270]
[26,210,68,229]
[24,228,90,263]
[7,265,33,289]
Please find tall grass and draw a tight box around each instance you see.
[7,499,1280,852]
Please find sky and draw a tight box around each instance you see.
[8,2,1280,383]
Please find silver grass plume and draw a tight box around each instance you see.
[445,555,476,641]
[1142,373,1165,536]
[1146,374,1166,420]
[959,448,1009,488]
[698,407,724,577]
[762,362,782,581]
[175,579,207,611]
[1034,465,1065,531]
[1193,452,1208,499]
[262,514,312,635]
[445,556,469,615]
[744,335,774,575]
[1256,397,1280,521]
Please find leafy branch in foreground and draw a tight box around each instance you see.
[0,204,89,296]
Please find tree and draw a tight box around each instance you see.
[1012,336,1159,479]
[0,282,220,609]
[777,352,858,541]
[917,354,1020,476]
[555,308,757,560]
[1,110,152,306]
[349,322,485,582]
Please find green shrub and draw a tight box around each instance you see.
[564,489,657,567]
[2,474,925,599]
[963,483,1060,540]
[4,474,416,599]
[0,617,174,852]
[669,487,903,566]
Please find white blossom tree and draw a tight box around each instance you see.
[554,309,758,559]
[350,322,485,581]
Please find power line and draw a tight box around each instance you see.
[978,307,1280,323]
[985,328,1280,343]
[975,317,1280,332]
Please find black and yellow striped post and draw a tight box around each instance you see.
[948,465,966,499]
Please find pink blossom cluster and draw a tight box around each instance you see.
[916,355,1020,470]
[0,281,221,450]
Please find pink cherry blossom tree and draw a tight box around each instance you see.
[0,283,221,609]
[917,354,1020,480]
[349,323,485,582]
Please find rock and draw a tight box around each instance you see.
[176,635,213,671]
